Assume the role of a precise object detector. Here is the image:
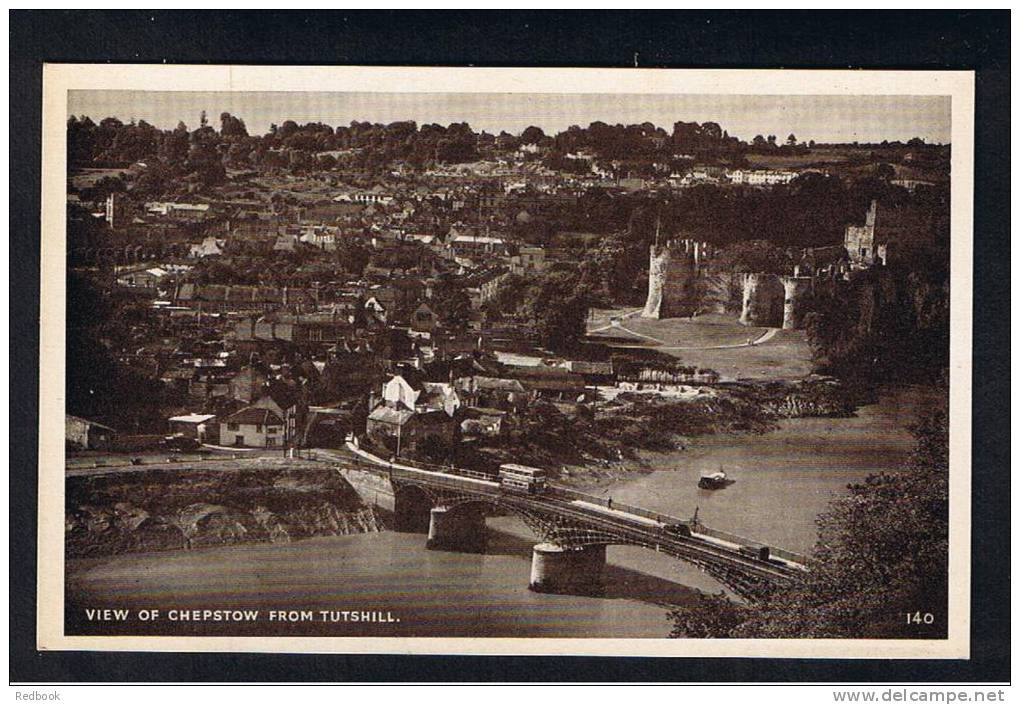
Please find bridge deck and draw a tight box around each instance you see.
[320,444,810,578]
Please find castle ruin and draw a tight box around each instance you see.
[641,237,711,319]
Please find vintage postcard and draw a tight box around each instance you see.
[38,65,973,658]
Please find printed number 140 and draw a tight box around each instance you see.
[906,611,935,625]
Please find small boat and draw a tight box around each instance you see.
[698,468,730,489]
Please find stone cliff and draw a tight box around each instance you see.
[66,465,381,558]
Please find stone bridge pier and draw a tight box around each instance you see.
[529,543,607,596]
[426,505,488,553]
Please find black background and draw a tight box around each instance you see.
[9,10,1010,683]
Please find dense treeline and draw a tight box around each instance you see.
[502,176,949,308]
[67,114,747,175]
[66,272,174,430]
[68,110,946,188]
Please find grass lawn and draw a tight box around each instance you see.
[661,330,815,380]
[618,313,768,347]
[588,309,815,380]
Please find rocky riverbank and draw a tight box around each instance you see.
[65,464,381,559]
[468,376,863,488]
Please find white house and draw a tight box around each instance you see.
[379,375,460,417]
[219,406,285,448]
[168,413,217,442]
[189,236,224,258]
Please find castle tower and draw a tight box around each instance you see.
[845,200,878,268]
[641,223,704,320]
[739,273,785,327]
[780,276,813,330]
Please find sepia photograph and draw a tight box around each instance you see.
[31,64,978,660]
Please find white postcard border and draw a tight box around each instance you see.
[38,64,974,659]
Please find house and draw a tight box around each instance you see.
[189,236,224,258]
[465,268,510,310]
[727,169,797,186]
[460,407,506,438]
[229,366,269,404]
[510,246,546,275]
[377,373,460,416]
[65,414,116,451]
[843,200,935,269]
[410,302,438,338]
[250,385,304,445]
[365,406,457,454]
[365,405,415,447]
[145,201,211,218]
[365,372,460,452]
[455,375,528,412]
[173,283,320,314]
[509,366,589,402]
[167,413,217,442]
[116,266,171,289]
[562,360,616,385]
[302,404,362,447]
[233,312,356,352]
[218,406,286,448]
[272,232,299,252]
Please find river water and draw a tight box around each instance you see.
[65,387,926,638]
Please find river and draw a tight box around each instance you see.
[65,387,926,638]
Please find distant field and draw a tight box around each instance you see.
[69,168,130,189]
[745,149,856,169]
[250,174,339,202]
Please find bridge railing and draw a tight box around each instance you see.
[692,525,810,565]
[383,455,495,482]
[547,485,692,528]
[548,485,809,565]
[387,465,499,494]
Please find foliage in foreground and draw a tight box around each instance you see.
[668,382,949,639]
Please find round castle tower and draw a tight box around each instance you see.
[780,276,813,330]
[739,273,785,327]
[641,238,708,319]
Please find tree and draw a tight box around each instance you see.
[487,273,531,319]
[667,592,748,638]
[876,162,897,181]
[417,434,453,464]
[219,112,248,138]
[787,133,798,146]
[527,271,590,351]
[335,238,370,277]
[520,125,546,145]
[431,274,472,333]
[668,384,949,638]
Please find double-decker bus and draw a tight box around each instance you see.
[498,463,548,495]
